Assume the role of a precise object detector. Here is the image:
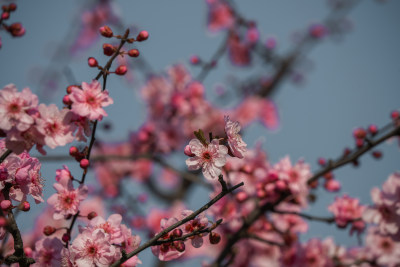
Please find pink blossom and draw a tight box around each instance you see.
[185,139,228,180]
[366,227,400,266]
[328,194,365,231]
[47,176,88,220]
[32,237,64,266]
[69,80,113,121]
[70,228,117,267]
[180,210,209,248]
[36,104,74,149]
[0,84,38,132]
[206,0,234,32]
[224,116,247,158]
[86,214,124,244]
[55,165,72,182]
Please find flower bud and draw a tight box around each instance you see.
[136,30,149,41]
[324,179,341,192]
[1,12,9,20]
[8,3,16,11]
[88,57,98,67]
[391,110,399,120]
[20,201,30,212]
[0,217,7,227]
[103,43,115,56]
[87,211,97,220]
[317,157,326,166]
[128,49,140,57]
[353,128,366,139]
[8,22,25,37]
[0,167,8,181]
[235,191,248,202]
[209,232,221,244]
[69,146,78,156]
[172,228,183,237]
[309,23,326,38]
[80,159,90,169]
[174,241,185,252]
[160,243,169,253]
[1,200,12,211]
[43,226,56,236]
[24,247,33,257]
[99,25,113,38]
[62,95,72,106]
[368,124,378,136]
[372,150,382,159]
[115,65,127,75]
[190,55,200,65]
[62,233,70,243]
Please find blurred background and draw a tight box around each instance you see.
[0,0,399,266]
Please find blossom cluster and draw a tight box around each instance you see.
[0,80,113,154]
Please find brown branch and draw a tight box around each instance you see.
[245,233,284,247]
[110,180,244,267]
[0,149,12,164]
[272,209,335,224]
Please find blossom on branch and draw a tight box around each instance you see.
[224,115,247,159]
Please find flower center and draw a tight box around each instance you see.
[202,151,211,160]
[8,103,21,113]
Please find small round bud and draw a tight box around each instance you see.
[115,65,127,75]
[1,12,9,20]
[99,25,113,38]
[174,241,185,252]
[209,232,221,244]
[87,211,97,220]
[8,22,25,37]
[317,157,326,166]
[128,49,140,57]
[0,217,7,227]
[24,247,33,257]
[190,55,200,65]
[275,180,287,191]
[62,233,70,243]
[103,43,115,56]
[355,138,364,148]
[1,200,12,211]
[160,243,169,253]
[343,147,351,157]
[368,124,378,136]
[372,150,382,159]
[391,110,399,120]
[309,180,318,189]
[80,159,90,169]
[309,23,326,38]
[66,85,76,94]
[43,226,56,236]
[88,57,98,67]
[20,201,30,212]
[184,145,195,157]
[353,128,366,139]
[323,172,334,180]
[69,146,78,156]
[235,191,248,202]
[62,95,72,106]
[136,30,149,41]
[324,179,341,192]
[172,228,183,237]
[265,37,277,50]
[8,3,16,11]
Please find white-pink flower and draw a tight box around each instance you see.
[0,84,38,132]
[185,139,228,180]
[224,115,247,158]
[36,104,75,149]
[328,194,366,229]
[69,80,113,121]
[47,176,88,220]
[32,237,64,266]
[70,228,117,267]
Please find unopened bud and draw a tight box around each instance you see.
[190,55,200,65]
[235,191,248,202]
[8,3,16,11]
[1,12,9,20]
[136,30,149,41]
[209,232,221,244]
[80,159,90,169]
[103,43,115,56]
[20,201,30,212]
[115,65,127,75]
[87,211,97,220]
[160,243,169,253]
[372,150,382,159]
[174,241,185,252]
[368,124,378,136]
[391,110,399,120]
[353,128,367,139]
[88,57,98,67]
[1,200,12,211]
[24,247,32,257]
[69,146,78,156]
[184,145,195,157]
[62,95,72,106]
[0,217,7,227]
[62,233,70,243]
[8,22,25,37]
[172,228,183,237]
[43,226,56,236]
[99,25,113,38]
[317,157,326,166]
[128,49,140,57]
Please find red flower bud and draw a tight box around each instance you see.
[1,200,12,210]
[87,211,97,220]
[172,228,183,237]
[0,217,7,227]
[190,55,200,65]
[43,226,56,236]
[368,124,378,136]
[115,65,127,75]
[20,201,30,212]
[372,150,382,159]
[88,57,98,67]
[136,30,149,41]
[8,3,16,11]
[391,110,399,120]
[80,159,90,169]
[62,233,70,243]
[8,22,25,37]
[209,232,221,244]
[317,157,326,166]
[62,95,72,106]
[99,25,113,38]
[353,128,366,139]
[69,146,78,156]
[128,49,140,57]
[103,43,115,56]
[1,12,9,20]
[174,241,185,252]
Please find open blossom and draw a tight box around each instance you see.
[0,84,38,132]
[224,116,247,158]
[86,214,124,244]
[36,104,74,149]
[185,139,228,180]
[366,227,400,266]
[32,237,64,266]
[328,194,366,231]
[181,210,209,248]
[69,80,113,121]
[69,228,117,267]
[47,176,88,220]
